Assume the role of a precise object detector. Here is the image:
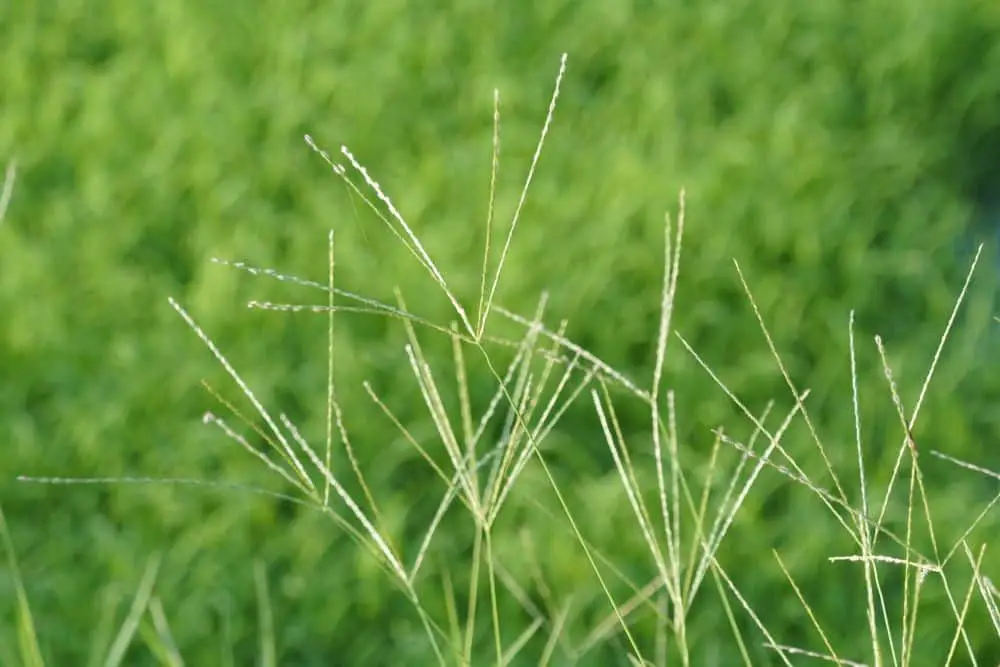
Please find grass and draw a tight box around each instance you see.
[3,1,1000,663]
[5,53,1000,664]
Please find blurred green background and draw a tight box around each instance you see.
[3,0,1000,664]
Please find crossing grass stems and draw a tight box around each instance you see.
[6,55,1000,666]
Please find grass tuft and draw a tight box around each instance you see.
[9,48,999,664]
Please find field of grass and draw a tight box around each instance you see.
[3,1,1000,664]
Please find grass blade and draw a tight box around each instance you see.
[0,504,45,667]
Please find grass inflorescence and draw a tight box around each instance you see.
[7,54,1000,666]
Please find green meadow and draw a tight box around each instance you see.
[2,1,1000,664]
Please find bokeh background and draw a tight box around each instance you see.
[2,0,1000,664]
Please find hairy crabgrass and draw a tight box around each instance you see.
[5,51,1000,665]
